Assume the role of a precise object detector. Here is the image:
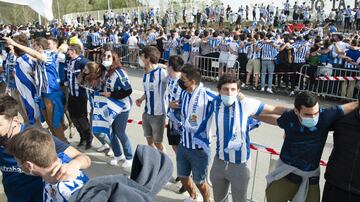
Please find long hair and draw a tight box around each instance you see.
[103,50,124,78]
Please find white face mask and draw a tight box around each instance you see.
[221,95,237,106]
[102,60,112,70]
[138,58,145,68]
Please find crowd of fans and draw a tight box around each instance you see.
[0,1,359,202]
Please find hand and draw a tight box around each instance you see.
[135,98,143,107]
[51,163,80,182]
[3,37,16,46]
[237,92,245,100]
[100,92,111,97]
[169,101,180,109]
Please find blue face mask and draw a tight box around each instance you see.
[221,95,237,106]
[301,115,319,128]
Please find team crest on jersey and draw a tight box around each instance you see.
[149,83,154,91]
[121,77,128,83]
[189,114,198,127]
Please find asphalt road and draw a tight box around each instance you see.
[0,67,338,202]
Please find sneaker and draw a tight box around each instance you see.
[260,87,265,92]
[289,91,295,97]
[266,88,273,94]
[109,155,125,166]
[106,149,114,156]
[241,83,246,88]
[96,144,110,152]
[122,159,133,168]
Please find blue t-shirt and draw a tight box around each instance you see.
[277,106,344,171]
[0,125,70,202]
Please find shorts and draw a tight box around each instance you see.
[219,52,229,64]
[246,59,261,74]
[176,144,210,184]
[227,54,238,68]
[167,121,180,145]
[142,113,165,143]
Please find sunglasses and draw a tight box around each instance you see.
[103,54,112,59]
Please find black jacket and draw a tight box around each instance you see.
[325,109,360,194]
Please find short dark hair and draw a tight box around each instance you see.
[0,96,18,119]
[294,92,319,111]
[168,55,184,72]
[181,64,201,84]
[141,46,160,64]
[217,73,240,90]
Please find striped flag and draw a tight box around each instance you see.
[15,54,41,126]
[91,91,125,139]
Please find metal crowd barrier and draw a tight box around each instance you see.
[297,65,360,101]
[111,44,140,67]
[194,55,241,81]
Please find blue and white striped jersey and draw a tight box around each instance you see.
[147,32,157,44]
[43,153,88,202]
[247,42,262,59]
[208,37,221,52]
[104,69,132,112]
[4,53,17,90]
[219,37,232,52]
[259,42,278,60]
[238,41,248,54]
[91,32,100,47]
[293,42,310,63]
[35,50,61,94]
[66,55,88,97]
[179,85,217,149]
[167,76,182,122]
[142,67,167,116]
[212,97,264,164]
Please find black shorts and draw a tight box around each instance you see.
[167,121,180,146]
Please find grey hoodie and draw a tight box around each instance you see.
[69,145,173,202]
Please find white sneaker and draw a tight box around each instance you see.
[260,87,265,92]
[241,83,245,88]
[109,155,125,166]
[96,144,110,152]
[106,149,114,157]
[122,159,133,168]
[266,88,273,94]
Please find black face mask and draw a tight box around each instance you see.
[178,79,187,91]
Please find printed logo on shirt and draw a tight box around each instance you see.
[189,114,198,127]
[148,83,154,91]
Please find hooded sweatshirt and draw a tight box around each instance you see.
[69,145,173,202]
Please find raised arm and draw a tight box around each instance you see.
[4,37,47,62]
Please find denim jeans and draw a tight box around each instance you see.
[261,60,275,89]
[111,111,133,160]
